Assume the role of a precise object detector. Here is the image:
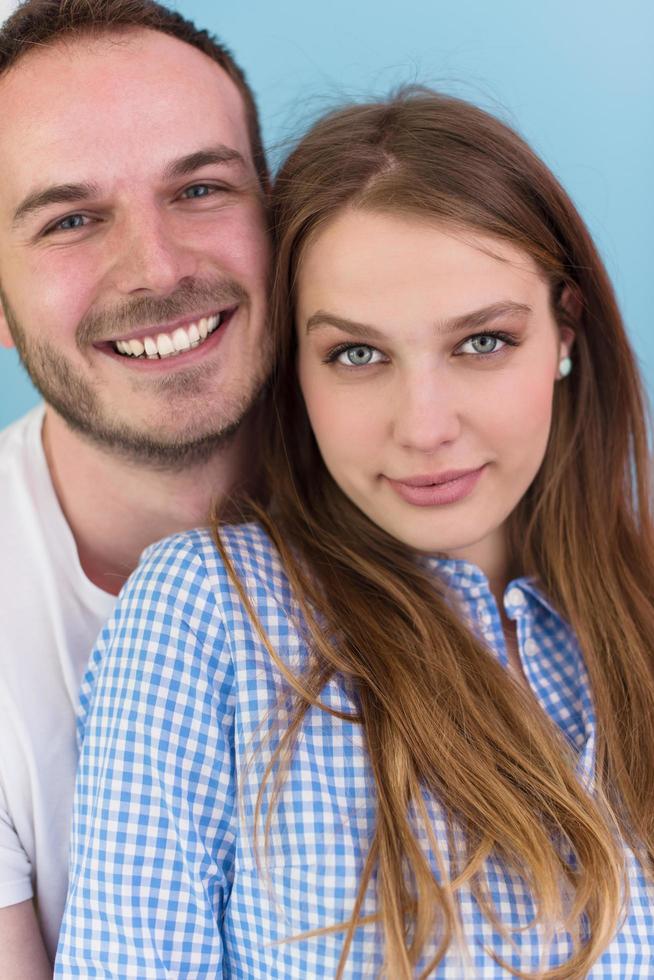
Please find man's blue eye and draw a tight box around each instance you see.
[183,184,213,199]
[57,214,87,231]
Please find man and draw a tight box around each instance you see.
[0,0,271,973]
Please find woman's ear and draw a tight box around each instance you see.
[558,283,581,323]
[559,324,575,359]
[557,285,580,356]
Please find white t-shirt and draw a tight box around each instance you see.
[0,405,115,960]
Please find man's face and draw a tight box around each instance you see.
[0,28,271,465]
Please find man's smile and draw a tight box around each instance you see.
[94,305,239,366]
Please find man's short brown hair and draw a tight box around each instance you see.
[0,0,267,186]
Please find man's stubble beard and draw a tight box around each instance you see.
[1,282,271,471]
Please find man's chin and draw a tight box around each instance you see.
[56,406,246,471]
[8,319,268,469]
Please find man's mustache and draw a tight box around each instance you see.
[76,278,249,345]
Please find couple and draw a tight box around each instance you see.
[1,2,652,978]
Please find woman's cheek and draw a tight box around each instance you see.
[498,371,557,471]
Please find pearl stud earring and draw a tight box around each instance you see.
[558,356,572,378]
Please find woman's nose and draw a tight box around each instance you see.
[391,371,462,452]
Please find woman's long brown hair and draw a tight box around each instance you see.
[213,89,654,978]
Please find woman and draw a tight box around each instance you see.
[57,90,654,978]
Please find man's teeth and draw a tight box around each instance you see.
[114,313,221,359]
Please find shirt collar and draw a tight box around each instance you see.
[422,554,564,624]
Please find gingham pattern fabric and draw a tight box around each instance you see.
[55,524,654,978]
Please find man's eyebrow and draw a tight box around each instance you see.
[306,301,532,338]
[163,145,247,180]
[11,146,248,228]
[12,182,100,228]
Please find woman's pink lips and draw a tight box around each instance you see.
[385,465,487,506]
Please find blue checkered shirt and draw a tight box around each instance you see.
[55,523,654,977]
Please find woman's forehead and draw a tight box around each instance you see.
[296,209,548,323]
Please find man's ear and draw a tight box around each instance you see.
[0,289,15,349]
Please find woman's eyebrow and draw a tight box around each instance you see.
[306,301,532,338]
[443,301,532,333]
[305,312,386,340]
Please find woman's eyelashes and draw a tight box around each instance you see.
[325,343,387,367]
[454,331,519,357]
[323,331,520,368]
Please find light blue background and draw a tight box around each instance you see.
[2,0,652,428]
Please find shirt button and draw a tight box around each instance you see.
[524,638,539,657]
[506,587,526,608]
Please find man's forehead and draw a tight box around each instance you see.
[0,27,254,209]
[1,25,246,121]
[2,24,237,83]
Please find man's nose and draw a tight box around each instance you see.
[108,209,200,295]
[391,370,462,452]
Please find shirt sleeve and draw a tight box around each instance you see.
[54,535,236,978]
[0,776,33,908]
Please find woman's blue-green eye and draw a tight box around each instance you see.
[337,345,380,366]
[460,334,506,355]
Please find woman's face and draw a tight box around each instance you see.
[296,208,573,574]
